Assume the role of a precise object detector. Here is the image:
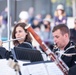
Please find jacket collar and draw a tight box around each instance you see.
[64,41,75,51]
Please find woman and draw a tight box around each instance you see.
[12,23,33,48]
[0,23,34,59]
[42,18,54,49]
[54,4,67,26]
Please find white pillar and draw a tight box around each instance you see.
[72,0,76,17]
[7,0,11,50]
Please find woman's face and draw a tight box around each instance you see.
[15,26,27,43]
[57,9,63,15]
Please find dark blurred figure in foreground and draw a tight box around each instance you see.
[70,18,76,44]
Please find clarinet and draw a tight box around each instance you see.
[25,24,69,75]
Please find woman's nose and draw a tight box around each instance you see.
[16,32,20,36]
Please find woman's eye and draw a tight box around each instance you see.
[15,31,22,34]
[19,31,22,33]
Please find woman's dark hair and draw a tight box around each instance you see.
[12,23,32,46]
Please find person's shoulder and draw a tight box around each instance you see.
[66,41,75,50]
[70,28,75,32]
[69,41,76,52]
[18,42,34,49]
[70,28,75,30]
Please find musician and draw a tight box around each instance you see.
[12,22,33,48]
[52,24,76,68]
[0,23,34,59]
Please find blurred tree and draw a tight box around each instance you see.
[66,0,72,6]
[51,0,72,6]
[51,0,57,3]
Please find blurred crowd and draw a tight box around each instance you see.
[0,4,76,50]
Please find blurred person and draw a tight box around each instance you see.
[0,16,3,40]
[70,18,76,44]
[42,18,54,49]
[0,7,8,27]
[31,17,43,48]
[41,14,52,31]
[35,14,43,24]
[52,24,76,68]
[28,7,34,24]
[31,17,51,60]
[18,11,29,23]
[0,23,34,59]
[0,7,11,40]
[54,4,67,26]
[31,16,43,39]
[32,18,41,31]
[45,14,52,19]
[35,14,42,20]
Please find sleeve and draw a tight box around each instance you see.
[0,47,12,59]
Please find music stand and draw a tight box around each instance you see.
[13,47,43,62]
